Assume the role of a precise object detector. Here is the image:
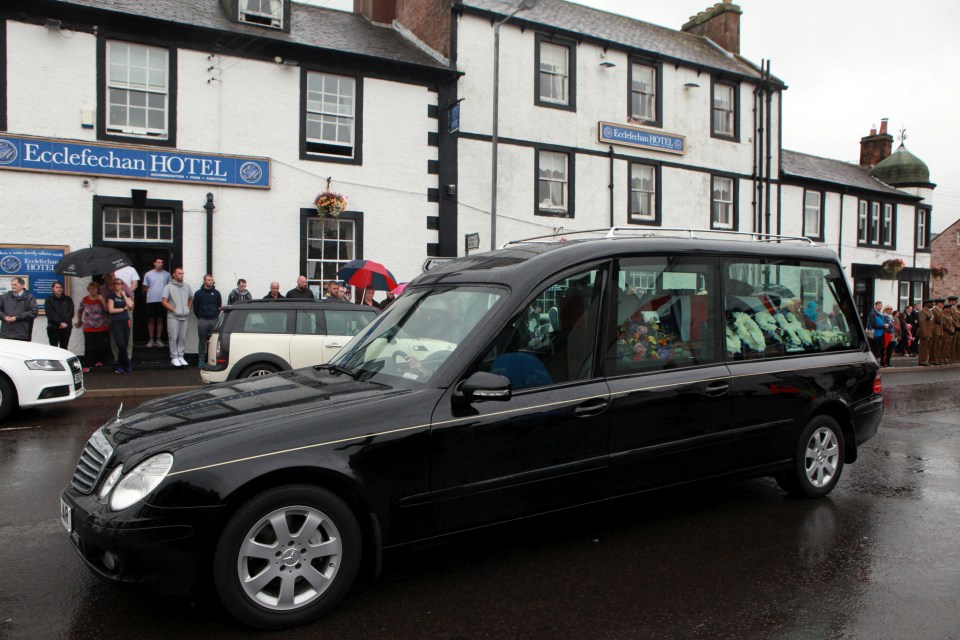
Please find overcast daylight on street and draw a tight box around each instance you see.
[2,0,959,638]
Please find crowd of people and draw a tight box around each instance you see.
[1,257,401,375]
[866,295,960,367]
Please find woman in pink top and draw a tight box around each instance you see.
[74,281,110,372]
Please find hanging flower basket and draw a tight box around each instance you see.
[314,191,348,218]
[881,258,904,279]
[931,265,949,281]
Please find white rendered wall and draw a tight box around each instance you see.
[2,21,439,350]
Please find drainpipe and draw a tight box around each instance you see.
[752,77,759,233]
[837,187,845,264]
[204,193,215,275]
[608,146,615,228]
[764,60,773,237]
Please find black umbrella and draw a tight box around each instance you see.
[55,247,133,277]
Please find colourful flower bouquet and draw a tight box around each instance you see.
[931,265,949,281]
[881,258,905,279]
[315,191,348,217]
[616,311,683,362]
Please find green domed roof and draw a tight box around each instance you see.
[871,144,930,185]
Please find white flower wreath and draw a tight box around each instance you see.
[732,312,766,351]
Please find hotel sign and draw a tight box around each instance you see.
[598,122,685,155]
[0,133,270,188]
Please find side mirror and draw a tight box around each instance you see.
[456,371,512,403]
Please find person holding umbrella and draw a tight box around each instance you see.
[336,260,398,303]
[1,277,38,341]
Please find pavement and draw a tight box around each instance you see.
[79,354,958,398]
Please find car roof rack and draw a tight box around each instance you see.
[499,227,815,248]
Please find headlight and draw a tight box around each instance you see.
[25,359,65,371]
[98,465,123,502]
[108,453,174,511]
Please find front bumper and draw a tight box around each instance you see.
[60,487,223,594]
[18,366,84,408]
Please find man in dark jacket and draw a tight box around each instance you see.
[1,277,39,341]
[286,275,315,300]
[193,274,222,368]
[45,280,75,349]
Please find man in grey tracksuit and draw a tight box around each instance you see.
[161,268,193,367]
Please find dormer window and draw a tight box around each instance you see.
[240,0,283,29]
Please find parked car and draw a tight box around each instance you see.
[61,230,883,629]
[0,338,84,422]
[200,300,380,383]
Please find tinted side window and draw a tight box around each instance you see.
[324,309,376,337]
[722,259,862,360]
[606,257,719,375]
[476,267,605,390]
[296,310,324,335]
[240,310,290,334]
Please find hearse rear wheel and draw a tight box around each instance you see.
[213,485,361,630]
[776,415,845,498]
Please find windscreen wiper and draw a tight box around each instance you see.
[314,363,358,379]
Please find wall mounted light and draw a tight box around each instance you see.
[684,82,700,89]
[599,61,616,68]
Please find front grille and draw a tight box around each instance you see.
[71,430,113,494]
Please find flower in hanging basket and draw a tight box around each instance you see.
[314,191,348,217]
[881,258,905,278]
[931,265,949,281]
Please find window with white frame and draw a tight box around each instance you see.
[538,150,568,214]
[538,42,570,106]
[712,82,736,138]
[106,41,169,138]
[306,216,356,293]
[630,63,657,123]
[899,281,910,312]
[870,202,880,243]
[240,0,283,28]
[916,208,929,250]
[103,207,173,241]
[629,164,656,224]
[858,200,868,243]
[803,190,822,239]
[711,176,734,229]
[305,72,356,158]
[882,203,894,246]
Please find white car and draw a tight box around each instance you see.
[0,338,85,422]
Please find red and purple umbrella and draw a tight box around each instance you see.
[336,259,398,292]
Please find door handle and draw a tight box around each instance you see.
[325,343,342,349]
[705,382,730,397]
[574,398,609,418]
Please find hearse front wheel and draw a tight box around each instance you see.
[776,415,845,499]
[213,485,361,630]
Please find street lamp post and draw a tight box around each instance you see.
[490,0,544,250]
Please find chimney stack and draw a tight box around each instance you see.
[681,1,742,55]
[354,0,397,25]
[860,118,893,167]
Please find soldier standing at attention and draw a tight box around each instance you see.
[931,298,946,365]
[917,299,934,366]
[947,295,960,363]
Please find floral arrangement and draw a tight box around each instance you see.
[730,312,766,352]
[315,191,348,217]
[931,265,949,281]
[881,258,905,278]
[809,329,851,350]
[775,309,814,349]
[616,311,683,362]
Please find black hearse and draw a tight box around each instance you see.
[61,229,883,629]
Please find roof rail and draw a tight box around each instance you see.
[499,227,815,248]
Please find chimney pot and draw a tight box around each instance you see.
[879,118,888,134]
[681,2,742,55]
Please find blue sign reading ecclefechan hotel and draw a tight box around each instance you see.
[0,133,270,188]
[598,121,685,155]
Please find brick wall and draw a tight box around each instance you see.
[396,0,451,59]
[930,217,960,297]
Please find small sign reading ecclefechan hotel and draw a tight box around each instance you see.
[598,121,686,155]
[0,133,270,188]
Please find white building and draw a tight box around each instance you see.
[0,0,453,351]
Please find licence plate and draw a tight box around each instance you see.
[60,497,72,532]
[74,372,83,386]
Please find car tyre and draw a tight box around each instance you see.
[776,415,845,498]
[0,376,16,422]
[213,485,361,630]
[240,362,280,378]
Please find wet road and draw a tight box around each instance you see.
[1,370,958,640]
